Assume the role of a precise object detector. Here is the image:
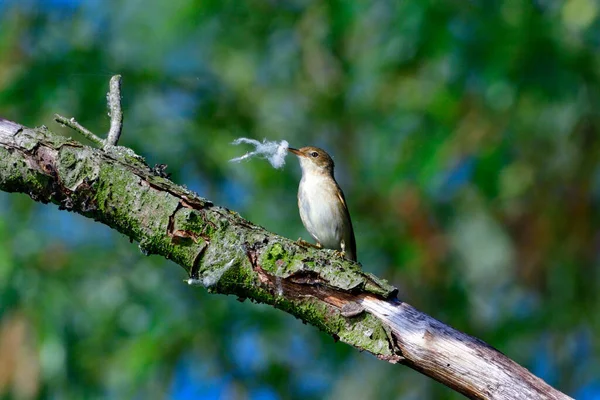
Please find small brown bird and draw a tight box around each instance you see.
[288,146,357,261]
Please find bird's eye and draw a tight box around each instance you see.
[310,151,319,158]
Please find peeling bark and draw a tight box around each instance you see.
[0,118,572,400]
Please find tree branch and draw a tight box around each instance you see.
[54,74,124,148]
[54,114,104,146]
[0,116,571,400]
[105,74,123,146]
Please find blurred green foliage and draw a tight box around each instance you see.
[1,0,599,398]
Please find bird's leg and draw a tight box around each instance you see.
[335,240,347,260]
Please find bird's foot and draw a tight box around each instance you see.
[296,238,321,249]
[333,249,347,260]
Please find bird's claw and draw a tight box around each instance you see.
[334,250,346,259]
[296,238,322,249]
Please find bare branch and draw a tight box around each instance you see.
[105,74,123,146]
[54,75,123,148]
[54,114,104,146]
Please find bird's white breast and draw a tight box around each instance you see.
[298,174,345,250]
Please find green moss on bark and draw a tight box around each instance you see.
[0,122,399,363]
[0,148,52,198]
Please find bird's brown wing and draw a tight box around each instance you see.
[336,188,357,262]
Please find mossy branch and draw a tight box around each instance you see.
[0,116,571,400]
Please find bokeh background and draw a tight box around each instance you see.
[1,0,599,398]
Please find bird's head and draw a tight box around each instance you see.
[288,146,335,175]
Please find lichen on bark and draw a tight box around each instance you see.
[0,121,400,363]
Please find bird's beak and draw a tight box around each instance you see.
[288,147,302,156]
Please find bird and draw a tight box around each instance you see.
[288,146,357,261]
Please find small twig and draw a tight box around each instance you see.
[54,114,105,146]
[54,75,124,149]
[105,75,123,147]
